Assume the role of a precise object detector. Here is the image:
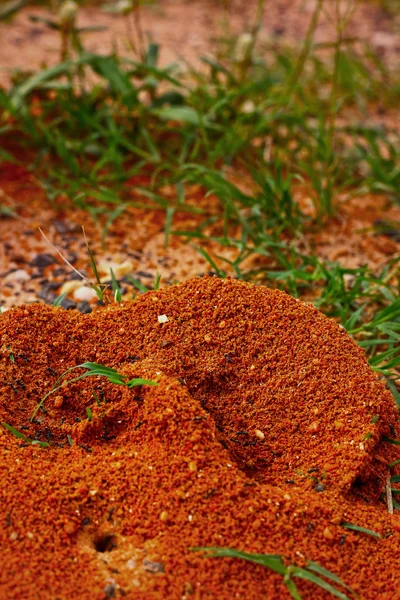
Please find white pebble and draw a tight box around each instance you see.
[5,269,30,282]
[73,286,98,301]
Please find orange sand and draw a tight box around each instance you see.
[1,276,400,599]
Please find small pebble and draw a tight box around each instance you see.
[143,559,164,574]
[323,527,334,540]
[60,298,77,310]
[31,253,57,268]
[103,583,116,598]
[315,483,325,493]
[53,396,63,409]
[53,220,77,235]
[5,269,30,283]
[73,286,98,302]
[77,301,92,314]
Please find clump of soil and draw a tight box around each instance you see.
[1,276,400,599]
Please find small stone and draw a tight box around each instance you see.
[66,253,78,265]
[315,483,325,493]
[60,298,77,310]
[158,314,169,324]
[31,253,57,268]
[53,220,78,235]
[9,532,18,541]
[37,281,60,303]
[73,286,98,302]
[323,527,334,540]
[98,259,133,280]
[255,429,265,440]
[5,269,30,283]
[53,396,63,409]
[77,301,92,314]
[60,280,82,295]
[70,271,87,281]
[126,558,136,570]
[161,339,172,348]
[103,583,116,598]
[143,559,165,573]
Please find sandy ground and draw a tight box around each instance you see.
[0,0,400,311]
[0,0,399,88]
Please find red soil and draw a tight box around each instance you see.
[1,276,400,599]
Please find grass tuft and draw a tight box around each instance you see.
[192,547,356,599]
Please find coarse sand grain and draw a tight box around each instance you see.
[1,276,400,599]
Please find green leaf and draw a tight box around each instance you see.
[292,567,352,600]
[110,268,122,303]
[192,547,287,576]
[386,379,400,411]
[306,561,353,592]
[53,292,68,307]
[127,275,149,294]
[11,61,73,109]
[383,436,400,446]
[285,578,303,600]
[126,378,159,388]
[2,422,27,440]
[153,106,205,126]
[341,522,381,539]
[2,422,49,447]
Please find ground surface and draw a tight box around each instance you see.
[1,0,400,309]
[2,2,400,600]
[2,276,400,600]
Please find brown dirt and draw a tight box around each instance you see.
[1,2,400,599]
[1,276,400,600]
[1,0,400,88]
[1,161,400,312]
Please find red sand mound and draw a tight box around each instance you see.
[1,276,400,599]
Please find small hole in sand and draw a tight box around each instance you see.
[94,533,117,553]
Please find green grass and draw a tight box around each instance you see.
[30,361,158,420]
[340,523,381,540]
[193,547,357,600]
[1,421,50,447]
[1,0,400,417]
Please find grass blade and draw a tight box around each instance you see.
[292,567,352,600]
[2,422,27,440]
[341,522,381,539]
